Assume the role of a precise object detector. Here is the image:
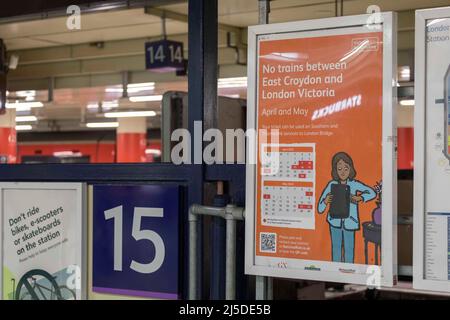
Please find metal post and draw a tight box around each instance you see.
[187,0,218,300]
[335,0,344,17]
[255,276,265,300]
[258,0,270,25]
[161,11,167,40]
[210,182,228,300]
[122,71,129,99]
[48,77,55,102]
[188,206,198,299]
[256,0,273,301]
[255,276,273,300]
[189,204,244,300]
[225,215,237,300]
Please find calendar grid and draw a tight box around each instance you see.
[261,143,316,230]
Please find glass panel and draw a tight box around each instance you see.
[2,79,247,165]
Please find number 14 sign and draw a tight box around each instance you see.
[92,185,181,299]
[145,40,184,72]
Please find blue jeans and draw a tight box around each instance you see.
[330,225,355,263]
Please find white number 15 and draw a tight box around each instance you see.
[104,206,166,274]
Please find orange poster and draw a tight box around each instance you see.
[254,30,384,271]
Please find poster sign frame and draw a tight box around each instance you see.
[245,13,397,286]
[414,7,450,293]
[0,182,86,300]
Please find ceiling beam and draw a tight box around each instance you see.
[8,63,246,92]
[0,0,188,24]
[9,45,245,80]
[10,30,245,65]
[145,6,244,43]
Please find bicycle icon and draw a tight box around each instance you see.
[13,269,76,300]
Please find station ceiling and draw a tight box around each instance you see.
[3,0,449,50]
[0,0,447,133]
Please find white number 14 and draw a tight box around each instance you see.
[104,206,166,274]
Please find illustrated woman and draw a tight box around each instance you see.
[317,152,376,263]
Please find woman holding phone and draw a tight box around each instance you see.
[318,152,376,264]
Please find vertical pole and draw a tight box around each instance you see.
[188,209,198,300]
[335,0,344,17]
[258,0,270,24]
[256,0,273,301]
[210,184,228,300]
[161,11,167,40]
[122,71,129,99]
[48,77,55,102]
[255,276,266,299]
[225,217,237,300]
[188,0,218,300]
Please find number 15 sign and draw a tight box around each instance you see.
[92,185,181,299]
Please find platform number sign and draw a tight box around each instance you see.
[145,40,184,72]
[92,185,181,299]
[104,206,165,274]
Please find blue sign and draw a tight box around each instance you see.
[92,185,181,299]
[145,40,184,72]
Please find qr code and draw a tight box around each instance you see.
[260,233,277,253]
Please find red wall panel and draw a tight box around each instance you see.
[116,133,147,163]
[0,127,17,163]
[398,127,414,170]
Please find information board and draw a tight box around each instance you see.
[414,7,450,292]
[0,182,86,300]
[92,184,181,299]
[245,13,397,286]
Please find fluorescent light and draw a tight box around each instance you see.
[16,125,32,131]
[102,101,119,108]
[16,116,37,123]
[87,102,100,110]
[105,87,124,93]
[128,82,155,88]
[86,122,119,128]
[128,82,155,93]
[400,69,410,76]
[53,151,82,157]
[398,66,411,82]
[104,111,157,118]
[224,94,241,99]
[218,77,248,88]
[128,86,155,94]
[145,149,162,156]
[400,99,415,106]
[129,95,163,102]
[6,101,44,109]
[87,101,119,111]
[106,83,156,94]
[15,90,36,98]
